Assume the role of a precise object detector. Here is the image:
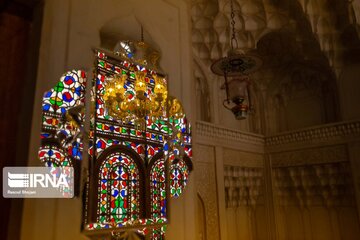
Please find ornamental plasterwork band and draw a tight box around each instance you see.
[195,120,360,152]
[194,121,264,153]
[266,120,360,147]
[271,145,348,167]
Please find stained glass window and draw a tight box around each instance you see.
[40,69,86,167]
[150,158,166,219]
[39,50,193,239]
[98,152,140,224]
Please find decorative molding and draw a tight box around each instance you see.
[266,120,360,148]
[271,145,348,167]
[194,121,265,153]
[195,120,360,153]
[195,121,264,144]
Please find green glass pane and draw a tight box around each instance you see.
[119,199,124,208]
[54,81,64,92]
[99,215,106,222]
[100,206,106,213]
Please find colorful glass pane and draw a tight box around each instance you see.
[146,145,160,160]
[42,70,86,114]
[89,138,121,157]
[151,226,166,240]
[38,145,72,167]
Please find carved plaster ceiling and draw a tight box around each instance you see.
[192,0,360,72]
[191,0,360,133]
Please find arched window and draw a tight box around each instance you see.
[150,157,166,219]
[98,152,141,224]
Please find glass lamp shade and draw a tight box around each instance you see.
[220,76,250,120]
[227,78,249,104]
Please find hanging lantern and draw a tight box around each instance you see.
[222,75,250,120]
[210,0,262,120]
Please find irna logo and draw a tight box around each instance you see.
[3,167,74,198]
[7,172,69,188]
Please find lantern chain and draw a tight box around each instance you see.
[230,0,238,49]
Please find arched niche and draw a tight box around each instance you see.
[256,30,339,134]
[196,193,207,240]
[99,16,161,54]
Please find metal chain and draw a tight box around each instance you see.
[141,25,144,42]
[230,0,238,49]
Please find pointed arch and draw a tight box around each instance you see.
[196,193,207,240]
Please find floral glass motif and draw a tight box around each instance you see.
[98,152,140,224]
[42,70,86,114]
[170,157,189,198]
[38,145,72,167]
